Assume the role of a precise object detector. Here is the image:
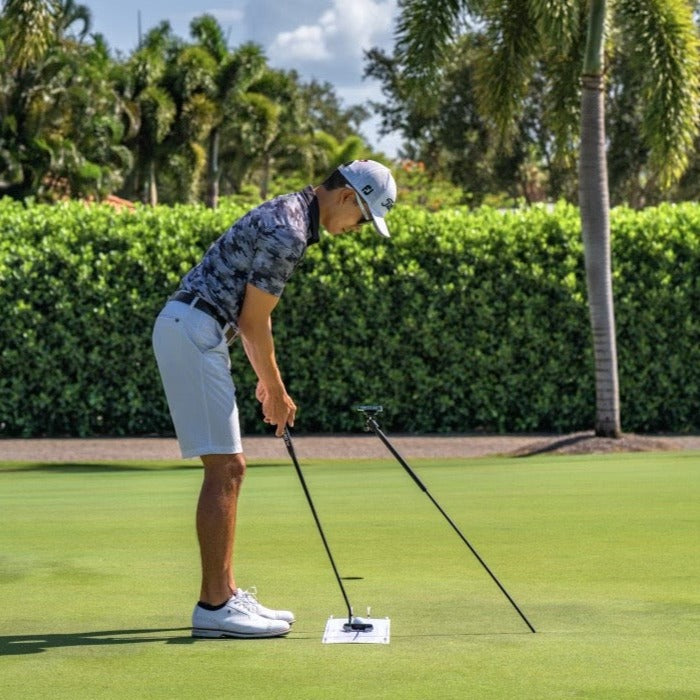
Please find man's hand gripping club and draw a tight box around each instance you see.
[257,381,296,436]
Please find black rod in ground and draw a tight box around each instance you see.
[283,428,357,628]
[358,409,536,634]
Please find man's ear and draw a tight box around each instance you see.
[327,186,350,208]
[339,187,355,205]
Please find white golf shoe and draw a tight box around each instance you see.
[192,594,290,639]
[235,587,296,625]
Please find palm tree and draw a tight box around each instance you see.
[0,0,131,200]
[0,0,57,196]
[313,132,366,173]
[579,1,619,436]
[395,0,700,437]
[237,67,313,198]
[187,16,266,207]
[121,23,177,205]
[225,90,282,196]
[1,0,56,72]
[44,36,132,199]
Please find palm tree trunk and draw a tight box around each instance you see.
[206,127,220,209]
[148,159,158,207]
[579,0,621,438]
[260,154,272,199]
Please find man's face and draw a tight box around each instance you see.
[325,187,372,235]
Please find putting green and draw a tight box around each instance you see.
[1,452,698,699]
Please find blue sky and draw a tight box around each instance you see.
[84,0,402,156]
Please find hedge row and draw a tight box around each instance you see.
[0,198,698,437]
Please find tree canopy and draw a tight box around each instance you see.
[3,2,700,207]
[0,1,380,205]
[367,1,700,207]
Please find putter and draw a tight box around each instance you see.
[282,427,373,633]
[356,406,536,634]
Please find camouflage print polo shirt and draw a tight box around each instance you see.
[179,186,320,331]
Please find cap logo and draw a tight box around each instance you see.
[381,197,395,211]
[361,184,374,195]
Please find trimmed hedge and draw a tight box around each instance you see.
[0,198,697,437]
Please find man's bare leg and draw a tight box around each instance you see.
[197,453,246,605]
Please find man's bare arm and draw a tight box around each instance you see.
[237,283,296,435]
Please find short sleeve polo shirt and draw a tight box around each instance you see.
[179,186,320,331]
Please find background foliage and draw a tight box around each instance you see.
[0,2,374,206]
[1,199,697,437]
[2,3,700,208]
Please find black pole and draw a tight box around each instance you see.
[359,409,536,634]
[282,428,355,627]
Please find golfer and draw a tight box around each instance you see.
[152,160,397,639]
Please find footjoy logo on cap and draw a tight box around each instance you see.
[362,185,374,195]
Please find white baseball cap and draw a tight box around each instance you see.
[338,160,397,238]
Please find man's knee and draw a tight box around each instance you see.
[201,453,246,485]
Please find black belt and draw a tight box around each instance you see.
[170,290,236,344]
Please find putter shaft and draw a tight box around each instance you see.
[362,413,536,634]
[283,427,355,627]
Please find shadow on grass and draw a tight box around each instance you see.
[0,628,196,655]
[0,462,289,473]
[1,627,535,654]
[0,463,191,473]
[390,631,534,638]
[511,434,594,457]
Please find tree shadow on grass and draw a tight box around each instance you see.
[510,431,679,457]
[0,628,195,655]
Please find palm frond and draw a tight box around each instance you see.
[528,0,580,51]
[139,86,176,144]
[395,0,470,82]
[616,0,700,188]
[335,135,366,167]
[220,43,267,97]
[175,45,218,98]
[3,0,58,70]
[189,14,227,64]
[540,2,588,162]
[474,0,540,146]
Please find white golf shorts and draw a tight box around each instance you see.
[152,300,242,458]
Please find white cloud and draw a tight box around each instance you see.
[245,0,402,155]
[269,0,396,66]
[273,24,331,61]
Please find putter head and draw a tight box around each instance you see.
[343,619,374,633]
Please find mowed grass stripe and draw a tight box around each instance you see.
[0,452,698,699]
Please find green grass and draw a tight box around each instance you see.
[1,452,699,699]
